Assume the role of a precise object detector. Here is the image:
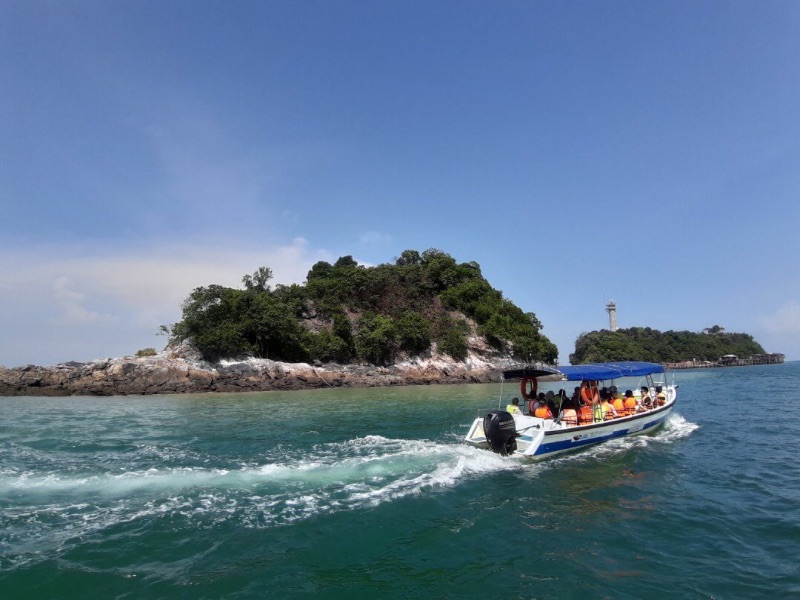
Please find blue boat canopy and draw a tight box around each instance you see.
[554,361,664,381]
[503,361,663,381]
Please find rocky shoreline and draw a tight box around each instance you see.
[0,345,508,397]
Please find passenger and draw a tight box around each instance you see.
[580,381,599,405]
[601,389,618,420]
[535,402,554,419]
[527,395,537,416]
[506,397,522,415]
[556,389,568,414]
[578,404,593,425]
[560,390,576,413]
[611,386,625,414]
[571,386,582,405]
[545,390,557,415]
[640,386,653,410]
[560,406,578,427]
[623,389,637,415]
[656,386,667,406]
[527,393,541,415]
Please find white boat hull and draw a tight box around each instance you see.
[465,386,677,460]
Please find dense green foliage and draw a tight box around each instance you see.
[167,249,557,365]
[570,327,766,364]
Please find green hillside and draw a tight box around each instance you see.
[570,327,766,364]
[166,249,557,365]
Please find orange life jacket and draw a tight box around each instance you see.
[624,397,637,415]
[561,408,577,426]
[612,398,624,412]
[535,406,553,419]
[578,405,593,424]
[580,381,599,404]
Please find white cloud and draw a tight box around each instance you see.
[0,238,334,366]
[52,276,116,324]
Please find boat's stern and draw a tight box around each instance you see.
[465,413,553,455]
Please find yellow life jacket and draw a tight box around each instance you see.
[601,401,615,420]
[506,404,521,414]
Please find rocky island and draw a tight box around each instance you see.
[1,250,556,396]
[0,340,516,397]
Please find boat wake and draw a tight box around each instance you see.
[1,415,697,568]
[0,435,519,568]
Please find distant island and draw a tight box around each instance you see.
[571,326,783,367]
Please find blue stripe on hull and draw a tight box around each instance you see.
[533,413,669,456]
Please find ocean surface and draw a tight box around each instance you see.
[1,362,798,598]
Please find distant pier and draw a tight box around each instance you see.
[665,353,785,370]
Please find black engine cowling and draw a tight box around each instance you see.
[483,410,518,456]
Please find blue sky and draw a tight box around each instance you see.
[2,1,799,367]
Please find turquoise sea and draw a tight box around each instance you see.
[1,362,798,598]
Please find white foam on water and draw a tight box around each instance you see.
[133,443,208,463]
[655,412,700,443]
[0,435,525,566]
[548,411,700,464]
[1,466,244,497]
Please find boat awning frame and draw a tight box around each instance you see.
[502,361,664,382]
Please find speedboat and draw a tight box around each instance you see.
[464,361,677,460]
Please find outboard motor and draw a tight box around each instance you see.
[483,410,518,456]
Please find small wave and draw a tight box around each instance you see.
[133,443,209,464]
[656,413,699,443]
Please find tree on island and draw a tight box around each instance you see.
[165,249,558,365]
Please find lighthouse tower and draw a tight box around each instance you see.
[605,300,617,332]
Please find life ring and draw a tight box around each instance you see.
[580,381,597,404]
[520,376,538,399]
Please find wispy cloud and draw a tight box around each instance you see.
[0,238,333,366]
[52,276,116,325]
